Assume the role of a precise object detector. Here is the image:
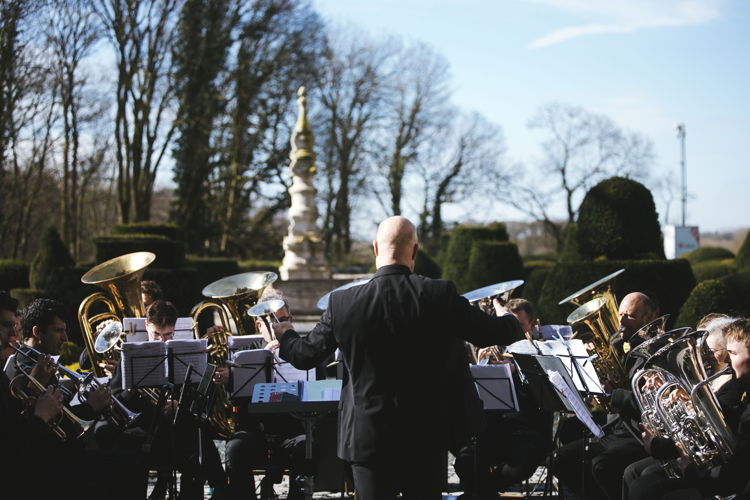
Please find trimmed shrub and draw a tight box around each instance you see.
[537,259,696,325]
[95,234,186,268]
[522,267,551,307]
[577,177,664,260]
[441,223,510,291]
[187,256,240,288]
[414,250,441,279]
[559,223,582,263]
[0,260,30,290]
[691,261,737,282]
[465,241,524,292]
[29,226,74,292]
[736,231,750,269]
[112,222,179,240]
[238,260,282,273]
[722,270,750,316]
[682,246,735,265]
[10,288,48,308]
[142,267,201,316]
[675,279,740,328]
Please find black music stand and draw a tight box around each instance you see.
[470,364,519,411]
[513,354,576,412]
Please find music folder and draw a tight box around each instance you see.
[470,364,519,411]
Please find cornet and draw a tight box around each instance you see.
[248,299,287,341]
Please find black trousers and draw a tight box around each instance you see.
[351,450,444,500]
[551,432,646,500]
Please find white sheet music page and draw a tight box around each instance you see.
[227,334,264,354]
[166,338,207,384]
[231,349,273,399]
[547,369,604,438]
[122,318,148,342]
[121,341,167,389]
[173,317,194,340]
[273,352,315,383]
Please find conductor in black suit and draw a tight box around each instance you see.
[274,216,524,499]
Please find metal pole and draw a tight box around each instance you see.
[676,124,686,226]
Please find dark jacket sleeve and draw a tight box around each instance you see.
[278,307,338,370]
[611,388,641,421]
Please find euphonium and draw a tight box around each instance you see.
[645,330,735,474]
[190,271,278,438]
[78,252,155,377]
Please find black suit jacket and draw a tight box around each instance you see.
[279,264,523,463]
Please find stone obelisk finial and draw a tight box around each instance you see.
[279,87,330,280]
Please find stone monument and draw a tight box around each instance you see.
[279,87,330,281]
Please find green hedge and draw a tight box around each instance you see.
[522,267,552,307]
[537,259,696,325]
[559,223,582,263]
[691,260,737,282]
[10,288,48,309]
[675,279,741,327]
[30,226,74,291]
[736,231,750,269]
[142,267,201,316]
[682,246,735,265]
[0,260,30,290]
[112,222,179,240]
[238,260,282,273]
[722,270,750,315]
[95,234,186,268]
[465,241,524,292]
[441,223,510,292]
[414,250,441,279]
[576,177,664,260]
[186,256,240,290]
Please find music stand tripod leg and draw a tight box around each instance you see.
[302,415,315,500]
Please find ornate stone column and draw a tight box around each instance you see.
[279,87,330,280]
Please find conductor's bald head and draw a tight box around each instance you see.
[373,216,419,271]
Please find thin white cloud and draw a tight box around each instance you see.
[528,0,721,48]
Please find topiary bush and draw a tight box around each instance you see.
[675,279,741,328]
[441,223,510,291]
[10,288,48,308]
[0,260,30,290]
[691,260,737,282]
[576,177,664,260]
[722,270,750,316]
[112,222,179,240]
[522,267,552,307]
[559,223,582,263]
[682,246,735,265]
[736,231,750,269]
[414,249,441,279]
[537,259,696,325]
[465,241,524,292]
[29,226,74,293]
[142,267,201,316]
[186,256,240,290]
[95,234,186,268]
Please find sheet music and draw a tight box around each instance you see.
[507,339,604,394]
[166,338,208,384]
[539,324,573,340]
[173,317,194,340]
[121,341,168,389]
[301,380,342,402]
[470,364,519,411]
[230,349,273,399]
[273,353,315,383]
[547,369,604,438]
[122,318,148,342]
[227,334,264,353]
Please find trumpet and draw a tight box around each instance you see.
[462,280,525,316]
[13,346,141,429]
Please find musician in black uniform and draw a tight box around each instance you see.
[550,291,660,500]
[274,216,524,499]
[216,291,309,500]
[0,291,20,367]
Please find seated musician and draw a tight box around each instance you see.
[10,298,145,500]
[110,300,227,500]
[214,290,310,500]
[551,291,660,500]
[623,314,744,500]
[0,291,20,367]
[459,298,552,497]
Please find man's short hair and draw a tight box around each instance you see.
[0,291,18,313]
[145,300,178,328]
[20,298,66,338]
[140,280,163,302]
[724,318,750,351]
[506,298,536,321]
[697,313,729,331]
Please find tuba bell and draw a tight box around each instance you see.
[190,271,278,439]
[78,252,155,377]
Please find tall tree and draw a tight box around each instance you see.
[92,0,180,222]
[170,0,237,252]
[417,111,509,254]
[316,30,395,261]
[506,101,655,253]
[46,0,100,259]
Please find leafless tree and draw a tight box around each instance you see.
[91,0,181,222]
[506,101,655,252]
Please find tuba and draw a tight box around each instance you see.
[78,252,155,377]
[190,271,278,438]
[638,330,735,474]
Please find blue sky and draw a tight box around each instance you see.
[313,0,749,232]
